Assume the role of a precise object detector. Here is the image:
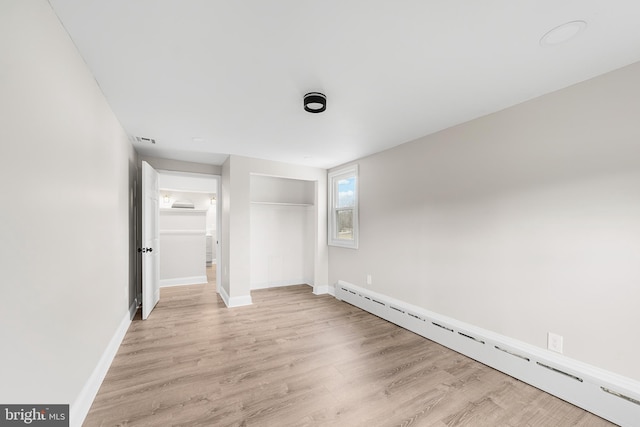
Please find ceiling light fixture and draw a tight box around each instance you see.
[540,20,587,47]
[304,92,326,113]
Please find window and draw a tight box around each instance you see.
[328,165,358,248]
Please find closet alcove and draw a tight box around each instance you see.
[250,175,315,289]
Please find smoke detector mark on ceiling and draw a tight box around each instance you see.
[540,21,587,47]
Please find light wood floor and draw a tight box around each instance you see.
[84,268,614,426]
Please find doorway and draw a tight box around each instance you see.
[157,170,221,293]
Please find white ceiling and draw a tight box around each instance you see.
[48,0,640,169]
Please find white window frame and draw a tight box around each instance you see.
[328,164,359,249]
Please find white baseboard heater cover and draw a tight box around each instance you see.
[335,280,640,427]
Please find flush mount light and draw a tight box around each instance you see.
[540,20,587,47]
[304,92,326,113]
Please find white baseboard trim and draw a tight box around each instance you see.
[219,285,230,306]
[335,280,640,427]
[70,306,133,427]
[160,275,207,288]
[219,284,253,308]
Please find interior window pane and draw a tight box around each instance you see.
[336,208,353,240]
[336,177,355,208]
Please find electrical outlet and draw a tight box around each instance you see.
[366,274,372,285]
[548,332,563,354]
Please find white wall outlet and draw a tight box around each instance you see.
[366,274,372,285]
[547,332,563,354]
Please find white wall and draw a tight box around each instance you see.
[0,0,136,416]
[220,157,232,298]
[158,170,219,195]
[159,210,207,286]
[140,155,222,175]
[250,175,315,205]
[329,61,640,382]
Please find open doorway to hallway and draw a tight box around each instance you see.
[155,170,220,292]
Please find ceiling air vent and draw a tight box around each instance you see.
[132,136,156,144]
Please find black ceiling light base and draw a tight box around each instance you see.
[304,92,327,113]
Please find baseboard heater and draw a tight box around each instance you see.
[335,280,640,427]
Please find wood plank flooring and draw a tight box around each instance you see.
[84,270,615,426]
